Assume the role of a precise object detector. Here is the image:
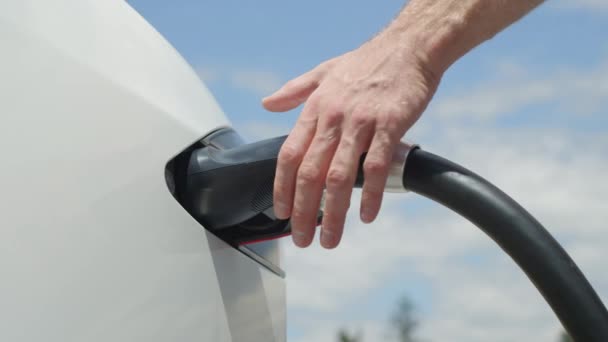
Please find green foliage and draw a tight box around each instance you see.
[335,294,420,342]
[337,328,361,342]
[335,297,576,342]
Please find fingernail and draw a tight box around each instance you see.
[320,230,336,249]
[360,209,374,223]
[292,231,308,248]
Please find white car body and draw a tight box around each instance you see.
[0,1,285,341]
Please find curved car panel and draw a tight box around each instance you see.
[0,1,285,341]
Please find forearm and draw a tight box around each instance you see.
[382,0,545,75]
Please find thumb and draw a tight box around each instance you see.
[262,70,320,112]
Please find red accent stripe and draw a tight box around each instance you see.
[238,221,322,246]
[239,232,292,246]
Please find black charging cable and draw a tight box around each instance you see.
[403,148,608,341]
[183,130,608,340]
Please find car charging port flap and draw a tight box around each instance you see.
[166,128,302,276]
[183,133,302,244]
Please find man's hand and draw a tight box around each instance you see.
[263,0,544,249]
[263,35,440,249]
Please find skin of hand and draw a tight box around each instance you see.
[262,0,545,249]
[263,37,439,249]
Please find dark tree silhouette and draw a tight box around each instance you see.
[337,328,361,342]
[335,294,422,342]
[390,296,419,342]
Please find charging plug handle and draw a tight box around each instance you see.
[183,133,608,340]
[185,135,416,231]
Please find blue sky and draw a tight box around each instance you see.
[128,0,608,136]
[129,1,608,341]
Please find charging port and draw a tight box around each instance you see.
[165,128,291,276]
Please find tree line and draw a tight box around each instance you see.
[336,295,574,342]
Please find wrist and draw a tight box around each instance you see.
[384,16,468,77]
[379,1,496,78]
[380,0,544,76]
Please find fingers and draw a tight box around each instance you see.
[360,130,395,223]
[320,113,375,249]
[262,70,321,112]
[289,110,343,247]
[273,100,318,220]
[263,46,437,250]
[276,107,406,249]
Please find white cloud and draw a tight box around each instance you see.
[195,65,283,96]
[284,203,485,311]
[414,160,608,340]
[219,55,608,342]
[278,59,608,342]
[229,70,283,96]
[239,121,291,141]
[284,123,608,342]
[429,61,608,120]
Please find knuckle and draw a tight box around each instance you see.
[291,208,307,221]
[372,141,395,160]
[324,108,345,127]
[378,110,405,129]
[350,111,374,131]
[278,144,303,164]
[364,159,389,176]
[297,165,322,185]
[373,129,394,147]
[387,111,405,126]
[326,168,350,189]
[316,129,341,146]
